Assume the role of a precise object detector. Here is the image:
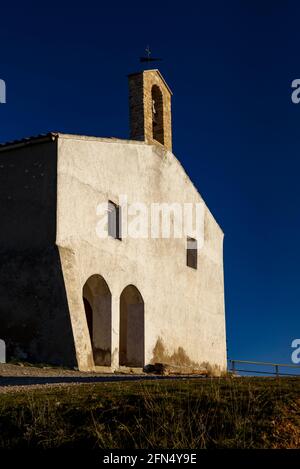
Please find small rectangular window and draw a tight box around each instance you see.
[187,237,197,269]
[108,201,122,240]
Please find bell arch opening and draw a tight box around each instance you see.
[119,284,144,367]
[151,85,164,145]
[82,274,112,366]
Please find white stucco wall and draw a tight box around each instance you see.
[56,134,227,373]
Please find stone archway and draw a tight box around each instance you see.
[83,274,112,366]
[119,285,144,367]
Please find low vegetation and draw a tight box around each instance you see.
[0,377,299,448]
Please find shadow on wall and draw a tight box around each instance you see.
[83,274,112,367]
[0,140,77,367]
[119,285,144,367]
[0,247,77,366]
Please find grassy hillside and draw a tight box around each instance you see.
[0,377,299,449]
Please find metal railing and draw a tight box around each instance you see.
[229,359,300,377]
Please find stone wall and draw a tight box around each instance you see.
[56,134,227,373]
[0,140,76,366]
[129,70,172,152]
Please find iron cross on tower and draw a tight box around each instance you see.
[140,46,162,65]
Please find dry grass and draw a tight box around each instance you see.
[0,376,299,448]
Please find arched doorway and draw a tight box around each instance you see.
[151,85,164,145]
[119,285,144,367]
[83,275,112,366]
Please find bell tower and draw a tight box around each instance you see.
[128,69,172,152]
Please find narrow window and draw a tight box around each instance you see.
[108,201,122,240]
[187,237,197,269]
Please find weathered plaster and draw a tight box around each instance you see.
[0,131,227,373]
[56,135,227,372]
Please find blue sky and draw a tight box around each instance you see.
[1,0,299,366]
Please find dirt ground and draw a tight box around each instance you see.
[0,362,107,377]
[0,362,202,393]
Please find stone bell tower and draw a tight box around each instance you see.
[128,69,172,152]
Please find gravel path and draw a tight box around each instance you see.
[0,363,203,393]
